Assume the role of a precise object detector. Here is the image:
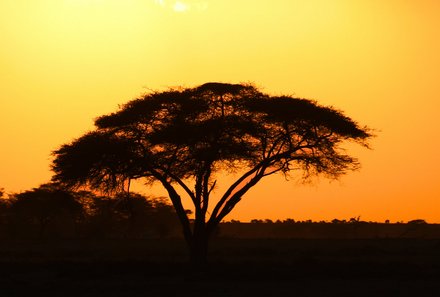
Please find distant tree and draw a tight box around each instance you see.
[81,194,123,238]
[149,197,181,238]
[283,218,295,224]
[332,219,347,224]
[10,183,83,238]
[400,219,428,238]
[51,82,373,266]
[349,216,361,223]
[111,192,155,238]
[0,189,11,238]
[407,219,427,225]
[80,192,178,239]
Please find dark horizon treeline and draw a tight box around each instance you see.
[0,183,182,240]
[0,184,437,240]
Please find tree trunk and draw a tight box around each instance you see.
[189,233,209,269]
[189,216,209,269]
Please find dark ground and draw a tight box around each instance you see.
[1,238,439,296]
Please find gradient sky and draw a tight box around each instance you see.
[1,0,439,222]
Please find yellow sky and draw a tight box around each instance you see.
[1,0,439,222]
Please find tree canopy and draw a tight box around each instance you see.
[51,82,372,264]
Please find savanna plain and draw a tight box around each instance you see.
[1,223,440,297]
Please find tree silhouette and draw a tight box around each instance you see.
[10,183,83,238]
[83,192,179,239]
[0,189,11,238]
[51,82,372,265]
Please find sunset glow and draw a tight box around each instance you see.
[1,0,439,223]
[173,1,189,12]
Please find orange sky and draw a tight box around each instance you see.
[1,0,439,223]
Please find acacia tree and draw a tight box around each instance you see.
[10,183,83,238]
[51,82,372,265]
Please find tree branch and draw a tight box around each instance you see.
[157,166,197,205]
[208,167,266,230]
[149,169,193,242]
[209,161,265,222]
[202,167,212,214]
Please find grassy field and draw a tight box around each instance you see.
[1,238,439,296]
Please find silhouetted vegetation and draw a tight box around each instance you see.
[0,184,180,240]
[51,82,373,265]
[1,186,437,240]
[7,183,82,239]
[218,219,440,239]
